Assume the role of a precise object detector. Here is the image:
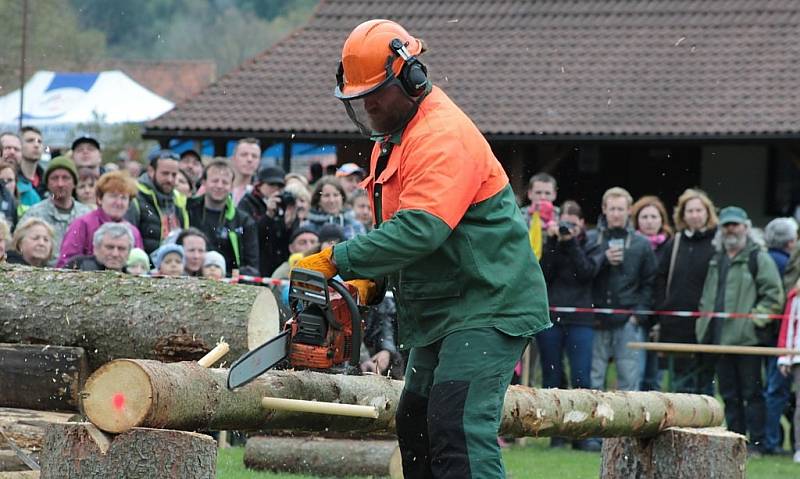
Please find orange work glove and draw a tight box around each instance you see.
[346,279,378,305]
[293,247,337,279]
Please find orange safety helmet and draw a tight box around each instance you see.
[335,19,425,100]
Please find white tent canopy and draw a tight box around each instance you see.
[0,70,174,146]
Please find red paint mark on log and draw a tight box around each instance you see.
[112,393,125,411]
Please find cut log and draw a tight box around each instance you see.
[82,359,724,437]
[500,384,725,438]
[0,264,279,369]
[0,472,39,479]
[601,427,746,478]
[82,359,400,434]
[244,436,402,478]
[0,408,73,472]
[39,422,216,479]
[0,344,88,411]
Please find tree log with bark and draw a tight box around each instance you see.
[0,264,278,370]
[0,344,87,412]
[244,436,402,478]
[39,423,216,479]
[82,359,724,437]
[601,427,746,478]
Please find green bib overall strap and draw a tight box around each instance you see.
[372,141,394,228]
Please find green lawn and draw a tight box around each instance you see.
[217,439,799,478]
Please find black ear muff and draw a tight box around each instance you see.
[390,38,428,97]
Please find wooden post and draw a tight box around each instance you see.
[39,423,217,479]
[0,344,88,412]
[601,427,746,479]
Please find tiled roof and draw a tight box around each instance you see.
[145,0,800,140]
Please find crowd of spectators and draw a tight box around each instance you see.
[0,128,397,379]
[3,126,800,461]
[525,172,799,460]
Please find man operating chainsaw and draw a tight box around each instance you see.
[295,19,551,478]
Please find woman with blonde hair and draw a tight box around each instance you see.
[56,170,144,267]
[7,217,55,267]
[654,188,718,394]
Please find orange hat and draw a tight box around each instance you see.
[336,19,424,99]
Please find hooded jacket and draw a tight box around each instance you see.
[125,174,189,254]
[696,239,784,346]
[186,195,259,276]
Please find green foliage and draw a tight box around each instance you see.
[68,0,318,75]
[0,0,107,93]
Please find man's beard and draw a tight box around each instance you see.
[723,232,747,251]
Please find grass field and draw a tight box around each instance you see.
[216,438,799,478]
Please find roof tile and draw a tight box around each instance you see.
[146,0,800,139]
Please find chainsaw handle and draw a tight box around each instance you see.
[328,279,362,369]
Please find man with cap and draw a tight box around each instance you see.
[697,206,784,454]
[335,162,365,198]
[179,149,204,188]
[294,19,550,478]
[71,135,103,175]
[269,225,320,280]
[240,165,302,276]
[21,156,91,263]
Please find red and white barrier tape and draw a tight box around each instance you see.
[222,276,784,321]
[548,306,785,321]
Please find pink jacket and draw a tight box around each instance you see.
[56,208,144,267]
[778,289,800,366]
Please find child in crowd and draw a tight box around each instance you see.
[126,248,150,275]
[152,244,185,277]
[203,251,226,280]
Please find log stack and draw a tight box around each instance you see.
[0,265,279,370]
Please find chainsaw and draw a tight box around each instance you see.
[226,268,363,390]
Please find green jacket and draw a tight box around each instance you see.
[333,86,550,349]
[696,241,784,346]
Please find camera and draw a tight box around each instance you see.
[558,220,576,236]
[275,190,296,215]
[277,190,295,207]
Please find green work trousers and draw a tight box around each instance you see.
[396,327,528,478]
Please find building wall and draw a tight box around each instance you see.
[700,144,769,226]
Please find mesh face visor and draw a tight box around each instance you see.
[335,57,418,138]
